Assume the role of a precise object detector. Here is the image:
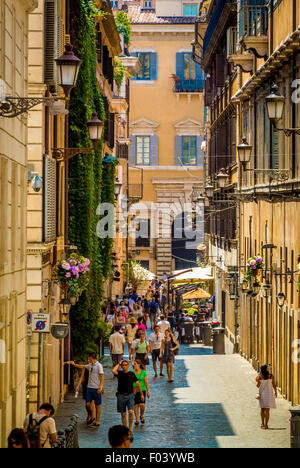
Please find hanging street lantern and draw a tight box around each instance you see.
[216,168,228,189]
[265,84,285,124]
[55,43,82,99]
[237,137,252,168]
[205,184,214,199]
[59,298,72,316]
[87,112,104,150]
[276,292,286,308]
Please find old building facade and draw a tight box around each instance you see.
[126,0,205,278]
[200,0,300,404]
[0,0,38,448]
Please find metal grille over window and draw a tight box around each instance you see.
[44,155,57,243]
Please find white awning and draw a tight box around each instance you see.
[170,266,214,283]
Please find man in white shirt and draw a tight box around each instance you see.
[24,403,57,448]
[71,353,104,429]
[149,325,165,377]
[157,315,171,334]
[109,325,126,368]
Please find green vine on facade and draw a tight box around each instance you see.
[114,57,126,94]
[67,0,116,360]
[115,10,132,46]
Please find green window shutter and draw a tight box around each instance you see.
[44,155,57,243]
[129,136,136,165]
[174,136,182,166]
[176,52,184,80]
[150,136,158,165]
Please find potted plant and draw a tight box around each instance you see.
[53,253,90,304]
[245,255,264,282]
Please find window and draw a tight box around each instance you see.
[140,260,150,270]
[133,52,157,81]
[136,136,151,165]
[183,4,198,16]
[182,136,197,165]
[144,1,152,8]
[175,53,203,92]
[110,1,119,9]
[136,219,151,248]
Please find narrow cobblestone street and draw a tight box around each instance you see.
[55,338,291,448]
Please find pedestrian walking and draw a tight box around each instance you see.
[108,425,133,448]
[109,325,126,368]
[75,367,95,424]
[149,299,159,330]
[157,315,171,334]
[8,429,30,448]
[149,325,164,377]
[24,403,57,448]
[133,331,150,367]
[112,360,144,433]
[167,308,176,332]
[133,360,150,425]
[137,316,147,334]
[71,353,104,429]
[127,318,138,360]
[256,364,277,429]
[160,329,179,383]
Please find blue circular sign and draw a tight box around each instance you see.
[35,320,46,331]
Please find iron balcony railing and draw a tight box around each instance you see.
[174,79,204,93]
[240,4,268,38]
[203,0,237,57]
[51,415,79,449]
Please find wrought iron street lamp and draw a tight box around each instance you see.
[55,43,82,99]
[87,112,104,150]
[265,84,285,123]
[276,292,286,308]
[265,83,300,136]
[205,184,214,199]
[216,168,228,189]
[114,178,122,200]
[261,283,272,298]
[59,298,72,316]
[237,137,252,168]
[0,43,82,118]
[52,111,103,161]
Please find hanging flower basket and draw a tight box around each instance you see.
[53,253,91,303]
[244,255,264,283]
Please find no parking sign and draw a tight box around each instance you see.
[32,313,50,333]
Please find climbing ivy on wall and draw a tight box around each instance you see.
[67,0,117,359]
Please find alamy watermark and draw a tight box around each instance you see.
[96,201,204,250]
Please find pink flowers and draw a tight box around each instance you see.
[62,262,70,270]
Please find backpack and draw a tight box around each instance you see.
[26,414,49,448]
[150,302,157,314]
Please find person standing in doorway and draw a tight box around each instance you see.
[109,325,125,369]
[256,364,277,429]
[149,325,164,377]
[71,353,104,429]
[112,360,144,433]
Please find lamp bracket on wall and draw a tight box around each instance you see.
[0,96,55,118]
[52,147,93,161]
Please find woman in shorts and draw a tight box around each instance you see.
[133,360,150,425]
[160,329,179,383]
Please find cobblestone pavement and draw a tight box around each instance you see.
[55,337,291,448]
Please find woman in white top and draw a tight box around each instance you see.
[256,364,277,429]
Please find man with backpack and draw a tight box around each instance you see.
[24,403,57,448]
[149,299,159,330]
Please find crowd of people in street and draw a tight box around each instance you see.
[6,279,278,448]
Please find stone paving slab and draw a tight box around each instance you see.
[55,338,291,448]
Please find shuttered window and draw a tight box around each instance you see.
[44,155,57,243]
[175,53,203,92]
[272,126,280,170]
[129,135,158,165]
[133,52,157,80]
[174,136,204,166]
[215,54,225,88]
[44,0,64,90]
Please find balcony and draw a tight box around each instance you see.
[202,0,237,71]
[240,4,269,58]
[227,26,253,73]
[128,184,143,203]
[174,79,204,93]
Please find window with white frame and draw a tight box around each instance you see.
[136,136,151,165]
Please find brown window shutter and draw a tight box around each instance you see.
[44,0,57,85]
[205,77,212,106]
[215,54,225,88]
